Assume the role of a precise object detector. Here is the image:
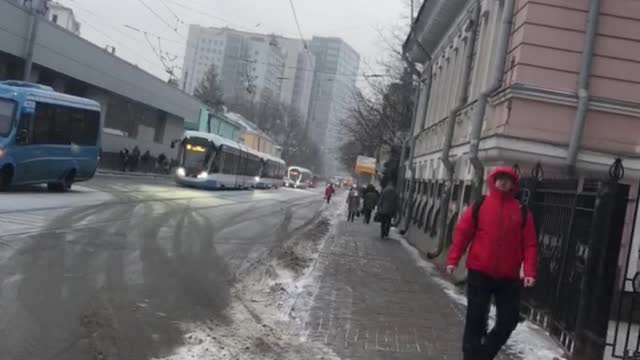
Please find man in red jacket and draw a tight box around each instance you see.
[447,167,538,360]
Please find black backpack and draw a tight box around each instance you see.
[471,195,528,230]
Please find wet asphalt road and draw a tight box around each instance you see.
[0,174,326,360]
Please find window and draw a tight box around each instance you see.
[0,99,15,136]
[32,102,99,146]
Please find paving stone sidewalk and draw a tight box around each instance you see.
[304,218,519,360]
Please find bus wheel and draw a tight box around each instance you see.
[0,165,13,191]
[48,170,75,192]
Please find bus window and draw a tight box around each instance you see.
[183,142,208,171]
[208,151,221,173]
[70,110,100,146]
[0,99,15,136]
[32,103,55,144]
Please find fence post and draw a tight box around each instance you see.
[573,158,625,360]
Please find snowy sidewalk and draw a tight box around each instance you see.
[302,217,564,360]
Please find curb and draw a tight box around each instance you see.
[96,169,172,179]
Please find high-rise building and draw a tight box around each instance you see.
[277,38,315,122]
[307,37,360,176]
[183,26,286,103]
[182,26,314,113]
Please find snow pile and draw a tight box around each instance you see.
[155,195,346,360]
[394,234,567,360]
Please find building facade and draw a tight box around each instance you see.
[402,3,640,349]
[226,112,277,156]
[307,37,360,176]
[182,26,314,112]
[0,0,203,170]
[47,2,80,35]
[278,37,316,122]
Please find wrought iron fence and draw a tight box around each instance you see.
[520,160,631,360]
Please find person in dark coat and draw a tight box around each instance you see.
[119,148,129,172]
[131,146,141,172]
[447,167,538,360]
[346,186,361,222]
[377,182,399,238]
[141,150,151,172]
[362,184,379,224]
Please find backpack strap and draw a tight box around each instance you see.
[472,195,529,230]
[471,195,486,229]
[520,205,528,230]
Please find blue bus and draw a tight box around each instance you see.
[0,81,102,192]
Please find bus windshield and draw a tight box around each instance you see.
[181,138,213,174]
[0,99,15,137]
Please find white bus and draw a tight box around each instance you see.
[174,131,286,190]
[256,153,287,189]
[285,166,313,189]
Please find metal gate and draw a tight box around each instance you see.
[520,160,631,360]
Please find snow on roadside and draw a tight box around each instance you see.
[154,194,346,360]
[394,233,567,360]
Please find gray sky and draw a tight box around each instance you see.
[58,0,409,86]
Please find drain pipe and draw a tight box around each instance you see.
[397,84,422,201]
[430,2,481,258]
[468,0,515,201]
[567,0,600,174]
[400,67,433,233]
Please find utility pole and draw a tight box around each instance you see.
[23,0,48,81]
[411,0,415,25]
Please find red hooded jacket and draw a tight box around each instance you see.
[447,167,538,280]
[325,184,335,197]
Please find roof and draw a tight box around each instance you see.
[225,112,276,142]
[184,130,285,163]
[0,81,100,111]
[288,166,312,174]
[403,0,470,64]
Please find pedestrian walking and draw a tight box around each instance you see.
[362,184,379,224]
[346,186,361,222]
[446,167,538,360]
[119,148,129,172]
[131,146,141,172]
[141,150,151,172]
[324,183,336,204]
[376,181,399,238]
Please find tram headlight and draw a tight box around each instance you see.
[176,167,186,177]
[197,171,208,179]
[254,176,261,182]
[0,147,5,158]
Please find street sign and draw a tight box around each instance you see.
[355,155,376,174]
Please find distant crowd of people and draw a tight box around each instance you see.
[325,180,399,239]
[118,145,173,174]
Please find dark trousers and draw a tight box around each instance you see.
[379,214,392,237]
[326,195,332,204]
[348,211,356,222]
[463,270,520,360]
[363,209,373,224]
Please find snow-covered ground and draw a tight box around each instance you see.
[154,195,346,360]
[0,185,111,213]
[395,234,567,360]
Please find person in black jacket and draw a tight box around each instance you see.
[362,184,379,224]
[377,182,399,238]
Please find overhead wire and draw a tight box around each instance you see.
[158,0,185,26]
[133,0,185,39]
[59,1,173,73]
[63,0,184,76]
